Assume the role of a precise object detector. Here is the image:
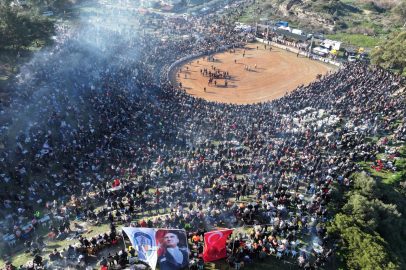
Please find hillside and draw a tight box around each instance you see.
[235,0,405,49]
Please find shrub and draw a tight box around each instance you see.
[362,1,380,12]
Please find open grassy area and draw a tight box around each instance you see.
[325,33,381,49]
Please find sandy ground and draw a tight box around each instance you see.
[169,43,336,104]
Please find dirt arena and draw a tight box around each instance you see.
[169,43,336,104]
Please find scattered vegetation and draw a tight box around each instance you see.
[328,173,406,269]
[361,1,382,12]
[370,31,406,74]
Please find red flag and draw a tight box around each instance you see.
[203,229,234,262]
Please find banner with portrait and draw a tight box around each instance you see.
[155,229,190,270]
[121,228,189,270]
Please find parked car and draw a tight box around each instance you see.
[43,11,53,16]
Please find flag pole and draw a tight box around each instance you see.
[121,228,127,251]
[231,228,236,254]
[232,236,235,254]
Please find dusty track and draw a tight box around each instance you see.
[169,43,335,104]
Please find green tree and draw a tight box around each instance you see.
[370,31,406,74]
[329,173,406,268]
[344,226,400,270]
[393,0,406,27]
[352,172,381,199]
[0,5,55,50]
[329,214,401,269]
[342,193,380,232]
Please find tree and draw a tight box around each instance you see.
[342,193,380,232]
[0,6,55,51]
[370,31,406,74]
[393,0,406,27]
[329,214,401,270]
[344,226,400,270]
[352,172,381,200]
[328,173,406,268]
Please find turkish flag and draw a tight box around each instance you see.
[203,229,234,262]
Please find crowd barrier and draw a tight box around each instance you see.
[255,38,341,67]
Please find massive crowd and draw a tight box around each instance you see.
[0,7,405,270]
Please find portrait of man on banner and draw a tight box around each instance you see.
[156,230,189,270]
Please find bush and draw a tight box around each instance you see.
[387,171,405,185]
[352,172,381,199]
[362,1,380,12]
[334,21,347,29]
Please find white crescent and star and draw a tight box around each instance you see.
[207,232,223,245]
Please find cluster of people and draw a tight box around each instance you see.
[0,2,405,270]
[268,33,308,51]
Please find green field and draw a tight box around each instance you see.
[323,34,381,49]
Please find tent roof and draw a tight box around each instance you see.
[161,5,174,10]
[314,47,329,53]
[273,29,310,41]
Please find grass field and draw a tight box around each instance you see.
[325,33,381,49]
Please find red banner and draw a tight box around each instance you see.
[202,229,234,262]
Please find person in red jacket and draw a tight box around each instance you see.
[140,219,147,227]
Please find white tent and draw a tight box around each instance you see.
[277,26,292,32]
[313,47,329,55]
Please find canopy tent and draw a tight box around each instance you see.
[277,26,293,32]
[313,47,329,56]
[273,29,310,42]
[330,49,338,55]
[313,47,329,53]
[200,7,210,12]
